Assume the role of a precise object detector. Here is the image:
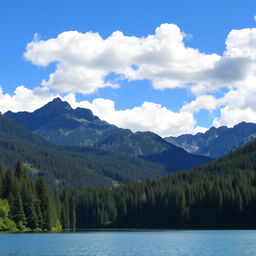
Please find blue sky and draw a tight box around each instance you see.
[1,0,256,136]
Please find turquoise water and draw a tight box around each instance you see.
[1,230,256,256]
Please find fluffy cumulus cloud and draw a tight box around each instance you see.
[210,28,256,127]
[213,76,256,127]
[4,24,256,136]
[24,24,221,94]
[181,95,221,113]
[24,24,256,96]
[0,86,57,113]
[67,96,206,137]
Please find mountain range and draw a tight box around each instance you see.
[165,122,256,158]
[4,97,256,187]
[0,98,212,187]
[4,98,211,169]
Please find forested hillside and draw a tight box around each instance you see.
[0,114,168,187]
[71,141,256,228]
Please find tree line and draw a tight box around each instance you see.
[73,168,256,229]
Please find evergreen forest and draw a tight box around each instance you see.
[2,141,256,231]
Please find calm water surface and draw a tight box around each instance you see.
[1,230,256,256]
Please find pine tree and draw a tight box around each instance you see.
[69,196,76,230]
[36,178,52,230]
[0,165,3,198]
[11,192,26,227]
[15,161,25,179]
[3,169,14,198]
[21,184,38,229]
[61,190,70,229]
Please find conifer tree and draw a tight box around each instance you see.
[69,196,76,230]
[3,169,14,198]
[11,192,26,226]
[15,161,25,179]
[36,178,52,230]
[21,184,38,229]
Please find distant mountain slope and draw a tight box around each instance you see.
[95,130,171,156]
[0,114,168,187]
[4,98,213,171]
[143,146,211,172]
[96,130,212,172]
[165,122,256,158]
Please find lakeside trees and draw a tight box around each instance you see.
[0,162,61,231]
[72,141,256,229]
[73,169,256,228]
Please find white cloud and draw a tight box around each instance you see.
[214,107,256,128]
[24,24,221,94]
[181,95,221,113]
[66,96,205,137]
[24,24,256,99]
[213,76,256,127]
[0,86,58,113]
[3,24,256,136]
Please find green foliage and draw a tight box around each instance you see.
[0,199,17,231]
[52,219,62,231]
[0,164,61,231]
[0,199,10,218]
[0,217,17,231]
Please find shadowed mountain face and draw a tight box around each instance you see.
[4,98,213,172]
[165,122,256,159]
[4,98,119,147]
[143,146,211,172]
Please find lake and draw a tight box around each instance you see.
[1,230,256,256]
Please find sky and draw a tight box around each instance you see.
[1,0,256,137]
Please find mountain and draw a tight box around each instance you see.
[165,122,256,158]
[4,98,119,147]
[0,114,168,187]
[4,98,212,171]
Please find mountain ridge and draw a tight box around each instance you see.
[5,98,117,146]
[166,121,256,158]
